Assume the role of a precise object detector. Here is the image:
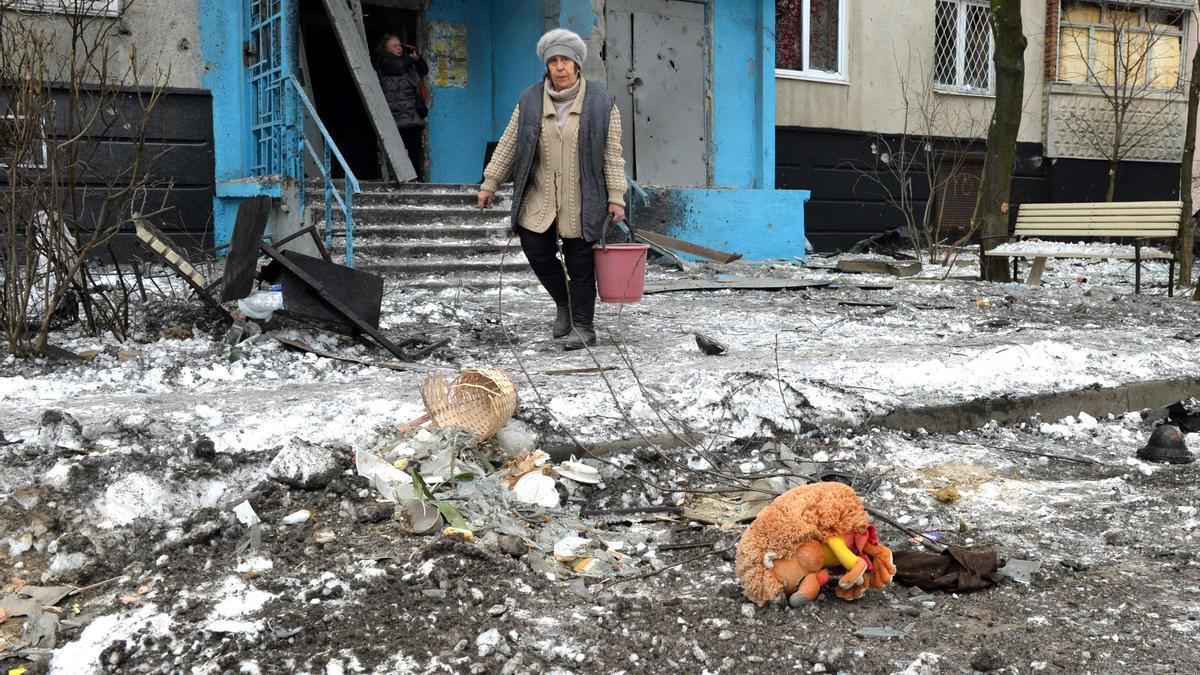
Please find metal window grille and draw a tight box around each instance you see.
[1058,1,1186,90]
[934,0,994,93]
[775,0,844,77]
[7,0,121,16]
[247,0,299,179]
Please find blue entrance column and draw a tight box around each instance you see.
[200,0,301,251]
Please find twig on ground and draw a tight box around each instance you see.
[600,544,735,587]
[944,438,1103,466]
[657,540,717,552]
[69,575,121,595]
[719,626,811,647]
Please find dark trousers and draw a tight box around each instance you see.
[399,127,424,182]
[518,224,596,328]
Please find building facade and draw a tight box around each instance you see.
[197,0,811,260]
[9,1,1191,260]
[776,0,1197,251]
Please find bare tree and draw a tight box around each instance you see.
[850,54,990,263]
[1058,2,1186,201]
[1182,36,1199,291]
[977,0,1026,282]
[0,0,171,357]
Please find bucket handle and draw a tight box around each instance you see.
[597,212,637,251]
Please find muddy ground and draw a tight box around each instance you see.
[1,255,1199,674]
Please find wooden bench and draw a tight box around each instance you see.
[982,201,1182,296]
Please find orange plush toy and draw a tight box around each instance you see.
[736,481,896,607]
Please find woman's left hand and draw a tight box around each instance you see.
[607,203,625,225]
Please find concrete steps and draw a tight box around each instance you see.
[305,181,537,289]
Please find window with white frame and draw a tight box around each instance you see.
[6,0,122,17]
[1058,2,1186,90]
[776,0,847,80]
[934,0,994,94]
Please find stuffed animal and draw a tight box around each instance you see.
[736,481,896,607]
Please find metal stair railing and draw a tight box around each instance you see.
[288,75,360,267]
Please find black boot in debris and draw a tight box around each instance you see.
[552,305,571,339]
[563,273,597,350]
[562,324,597,350]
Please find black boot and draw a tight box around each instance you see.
[562,324,597,350]
[562,276,597,350]
[552,306,571,339]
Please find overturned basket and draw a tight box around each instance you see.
[399,368,518,444]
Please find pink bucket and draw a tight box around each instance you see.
[594,243,649,303]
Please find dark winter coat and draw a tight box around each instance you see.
[375,51,429,130]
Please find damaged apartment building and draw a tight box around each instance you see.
[2,0,1194,266]
[777,0,1197,250]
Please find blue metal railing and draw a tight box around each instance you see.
[288,75,361,267]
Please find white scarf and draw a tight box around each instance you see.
[545,78,581,131]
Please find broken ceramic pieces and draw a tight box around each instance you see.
[354,449,415,502]
[556,458,601,485]
[281,509,311,525]
[511,471,560,508]
[396,499,443,535]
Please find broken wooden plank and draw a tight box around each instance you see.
[834,259,923,277]
[636,231,742,264]
[219,196,272,302]
[275,337,439,372]
[542,366,620,376]
[837,300,895,309]
[635,234,694,271]
[133,217,232,320]
[642,277,830,294]
[827,282,895,291]
[321,0,416,182]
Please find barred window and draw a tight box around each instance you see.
[6,1,122,17]
[934,0,994,94]
[776,0,847,80]
[1058,1,1185,90]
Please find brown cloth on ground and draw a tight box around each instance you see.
[892,546,1005,592]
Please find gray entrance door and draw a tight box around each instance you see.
[605,0,707,186]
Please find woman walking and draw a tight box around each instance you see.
[477,28,627,350]
[375,34,429,181]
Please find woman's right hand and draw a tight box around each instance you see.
[477,190,495,210]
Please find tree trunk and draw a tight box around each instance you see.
[1181,44,1200,294]
[1105,161,1118,202]
[978,0,1026,282]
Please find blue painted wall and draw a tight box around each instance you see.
[666,188,809,260]
[559,0,596,38]
[199,0,250,246]
[199,1,248,184]
[427,0,605,183]
[425,0,495,184]
[710,0,774,190]
[489,1,546,137]
[201,0,300,248]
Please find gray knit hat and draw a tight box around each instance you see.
[537,28,586,67]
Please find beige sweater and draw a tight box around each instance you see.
[481,79,627,238]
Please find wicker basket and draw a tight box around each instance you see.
[404,368,518,444]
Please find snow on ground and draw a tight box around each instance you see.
[990,239,1175,258]
[2,251,1200,672]
[5,253,1193,447]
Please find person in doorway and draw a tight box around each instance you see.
[477,28,627,350]
[375,33,428,181]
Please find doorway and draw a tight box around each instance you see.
[605,0,707,186]
[298,0,420,180]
